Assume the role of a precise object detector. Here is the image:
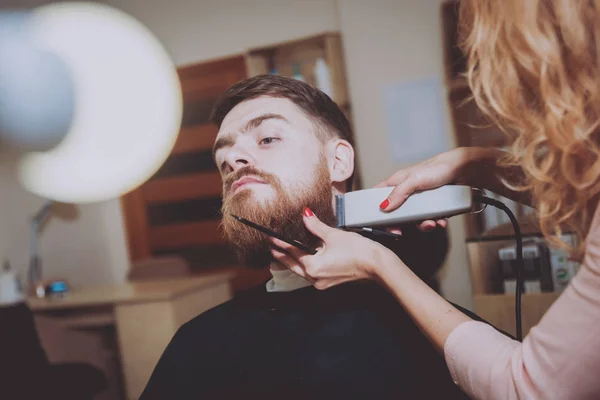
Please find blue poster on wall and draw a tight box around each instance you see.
[383,77,452,164]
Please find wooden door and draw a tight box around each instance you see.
[120,55,271,293]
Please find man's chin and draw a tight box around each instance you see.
[226,190,274,212]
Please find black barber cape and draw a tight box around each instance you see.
[139,228,475,400]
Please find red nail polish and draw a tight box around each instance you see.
[303,207,314,217]
[379,199,390,210]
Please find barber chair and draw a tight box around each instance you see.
[0,302,107,400]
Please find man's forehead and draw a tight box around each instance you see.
[217,96,303,135]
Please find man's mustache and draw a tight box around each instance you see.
[222,166,278,198]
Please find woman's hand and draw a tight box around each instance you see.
[270,207,398,290]
[375,147,509,233]
[376,148,475,213]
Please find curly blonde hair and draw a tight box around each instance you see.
[458,0,600,258]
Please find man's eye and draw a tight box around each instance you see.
[259,137,279,145]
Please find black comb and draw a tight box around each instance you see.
[230,214,318,255]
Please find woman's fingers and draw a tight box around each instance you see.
[418,220,437,232]
[271,237,305,260]
[385,218,449,235]
[373,169,410,189]
[418,219,449,232]
[379,176,418,212]
[302,207,334,242]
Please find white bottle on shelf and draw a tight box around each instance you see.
[292,64,305,82]
[0,259,24,305]
[314,57,333,98]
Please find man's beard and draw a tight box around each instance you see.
[220,156,336,269]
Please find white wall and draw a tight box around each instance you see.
[105,0,340,66]
[0,165,10,268]
[0,0,472,307]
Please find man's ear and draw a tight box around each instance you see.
[327,139,354,187]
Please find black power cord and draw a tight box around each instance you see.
[472,192,524,342]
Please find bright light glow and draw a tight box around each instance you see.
[17,2,183,203]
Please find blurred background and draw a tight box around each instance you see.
[1,0,480,308]
[0,1,576,399]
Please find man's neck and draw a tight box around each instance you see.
[266,261,312,292]
[270,262,288,271]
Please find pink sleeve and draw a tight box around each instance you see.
[444,208,600,400]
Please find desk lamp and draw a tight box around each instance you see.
[0,2,183,203]
[0,2,183,297]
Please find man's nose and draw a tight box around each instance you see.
[223,146,255,172]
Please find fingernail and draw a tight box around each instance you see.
[379,198,390,210]
[423,224,435,232]
[303,207,314,217]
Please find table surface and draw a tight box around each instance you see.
[28,272,234,311]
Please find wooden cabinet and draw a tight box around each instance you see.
[246,32,350,107]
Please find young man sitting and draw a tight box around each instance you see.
[140,75,476,399]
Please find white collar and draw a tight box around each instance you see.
[265,268,312,292]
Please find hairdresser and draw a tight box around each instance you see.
[270,1,600,399]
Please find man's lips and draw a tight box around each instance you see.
[230,176,267,194]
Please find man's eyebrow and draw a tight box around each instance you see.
[243,113,288,132]
[212,134,235,160]
[212,113,288,158]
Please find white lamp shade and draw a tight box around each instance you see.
[16,2,183,204]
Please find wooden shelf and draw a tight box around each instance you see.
[446,78,470,92]
[246,32,349,107]
[62,313,116,328]
[473,292,560,337]
[245,31,361,189]
[465,229,575,337]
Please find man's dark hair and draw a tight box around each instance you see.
[210,74,354,190]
